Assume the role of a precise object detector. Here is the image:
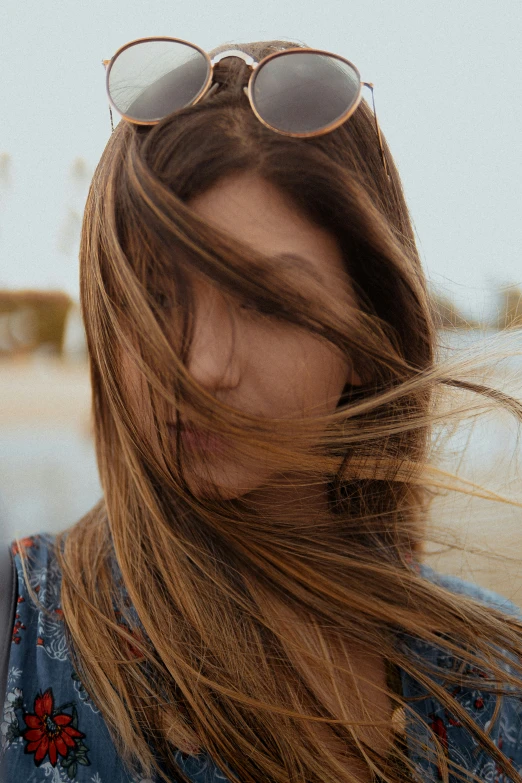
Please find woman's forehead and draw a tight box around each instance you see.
[184,171,355,292]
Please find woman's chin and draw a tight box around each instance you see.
[183,454,268,500]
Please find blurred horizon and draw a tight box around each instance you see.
[1,280,521,362]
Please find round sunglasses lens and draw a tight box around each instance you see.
[251,52,360,134]
[107,40,210,122]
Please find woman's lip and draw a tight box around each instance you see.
[168,424,227,452]
[182,430,227,452]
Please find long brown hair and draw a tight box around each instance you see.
[22,38,522,783]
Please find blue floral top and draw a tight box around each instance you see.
[1,532,522,782]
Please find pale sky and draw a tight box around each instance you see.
[0,0,520,321]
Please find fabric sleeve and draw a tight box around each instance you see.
[1,532,143,782]
[408,563,522,779]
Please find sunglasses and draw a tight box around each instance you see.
[102,37,389,178]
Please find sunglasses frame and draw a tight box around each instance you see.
[102,36,389,178]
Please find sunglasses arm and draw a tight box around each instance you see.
[102,59,115,132]
[362,81,390,179]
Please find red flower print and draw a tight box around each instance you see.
[429,713,450,781]
[404,551,422,573]
[117,622,146,660]
[12,613,26,644]
[429,712,448,752]
[11,536,36,556]
[22,688,85,767]
[115,612,147,660]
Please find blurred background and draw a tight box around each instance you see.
[0,0,521,603]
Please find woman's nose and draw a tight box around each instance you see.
[185,292,241,390]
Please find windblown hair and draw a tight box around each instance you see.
[21,37,522,783]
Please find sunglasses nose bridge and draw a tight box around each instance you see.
[209,51,257,100]
[210,50,257,69]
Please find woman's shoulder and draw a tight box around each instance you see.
[400,561,522,780]
[6,532,68,667]
[417,561,522,619]
[1,531,148,782]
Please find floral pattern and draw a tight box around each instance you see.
[1,532,522,782]
[21,687,88,770]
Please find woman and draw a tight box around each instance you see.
[2,36,522,783]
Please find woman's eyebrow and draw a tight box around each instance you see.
[270,253,326,285]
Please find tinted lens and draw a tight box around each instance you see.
[251,52,361,134]
[107,40,210,122]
